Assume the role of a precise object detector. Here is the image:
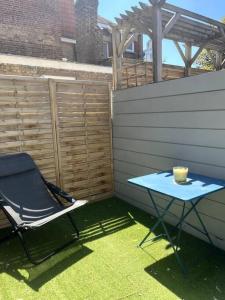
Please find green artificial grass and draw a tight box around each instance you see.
[0,197,224,300]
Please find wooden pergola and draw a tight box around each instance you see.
[112,0,225,89]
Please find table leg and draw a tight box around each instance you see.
[174,197,214,247]
[173,197,203,231]
[138,191,175,247]
[176,202,186,251]
[148,190,187,273]
[191,202,214,247]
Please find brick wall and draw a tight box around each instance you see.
[75,0,104,64]
[58,0,76,39]
[0,56,112,82]
[0,0,76,60]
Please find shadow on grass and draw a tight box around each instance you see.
[0,218,93,291]
[119,198,225,299]
[1,243,93,291]
[0,198,136,291]
[144,231,225,300]
[72,197,136,244]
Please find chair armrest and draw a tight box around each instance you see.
[43,180,76,204]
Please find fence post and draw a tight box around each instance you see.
[48,79,62,187]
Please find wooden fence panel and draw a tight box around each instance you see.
[0,77,57,182]
[55,80,113,201]
[0,76,113,228]
[0,77,58,228]
[121,61,207,89]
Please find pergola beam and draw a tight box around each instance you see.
[138,14,212,41]
[174,41,187,65]
[120,1,225,44]
[174,41,208,76]
[118,10,222,50]
[221,56,225,68]
[163,2,225,30]
[163,12,181,37]
[112,0,225,89]
[149,0,166,6]
[125,10,153,38]
[118,24,133,56]
[139,2,220,36]
[123,33,138,53]
[190,43,207,65]
[119,3,221,41]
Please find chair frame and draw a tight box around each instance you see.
[0,178,81,265]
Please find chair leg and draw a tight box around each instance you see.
[16,226,79,265]
[66,213,79,238]
[17,231,40,265]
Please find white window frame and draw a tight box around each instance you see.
[103,42,110,58]
[126,42,135,53]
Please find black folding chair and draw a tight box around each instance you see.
[0,153,87,265]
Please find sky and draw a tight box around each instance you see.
[98,0,225,66]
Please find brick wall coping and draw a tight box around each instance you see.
[0,54,112,74]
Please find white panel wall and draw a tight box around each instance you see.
[112,70,225,250]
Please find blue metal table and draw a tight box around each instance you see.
[128,171,225,273]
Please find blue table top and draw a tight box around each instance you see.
[128,171,225,201]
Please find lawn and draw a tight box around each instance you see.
[0,197,224,300]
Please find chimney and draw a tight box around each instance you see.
[58,0,76,39]
[75,0,101,64]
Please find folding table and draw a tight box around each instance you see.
[128,171,225,273]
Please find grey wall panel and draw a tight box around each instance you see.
[113,71,225,250]
[113,70,225,102]
[113,127,225,149]
[113,138,225,169]
[113,90,225,114]
[113,111,225,129]
[113,149,225,184]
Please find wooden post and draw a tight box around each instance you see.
[145,62,148,84]
[151,0,164,82]
[216,52,223,70]
[48,79,62,187]
[112,28,122,90]
[138,34,143,59]
[135,64,138,86]
[185,42,192,76]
